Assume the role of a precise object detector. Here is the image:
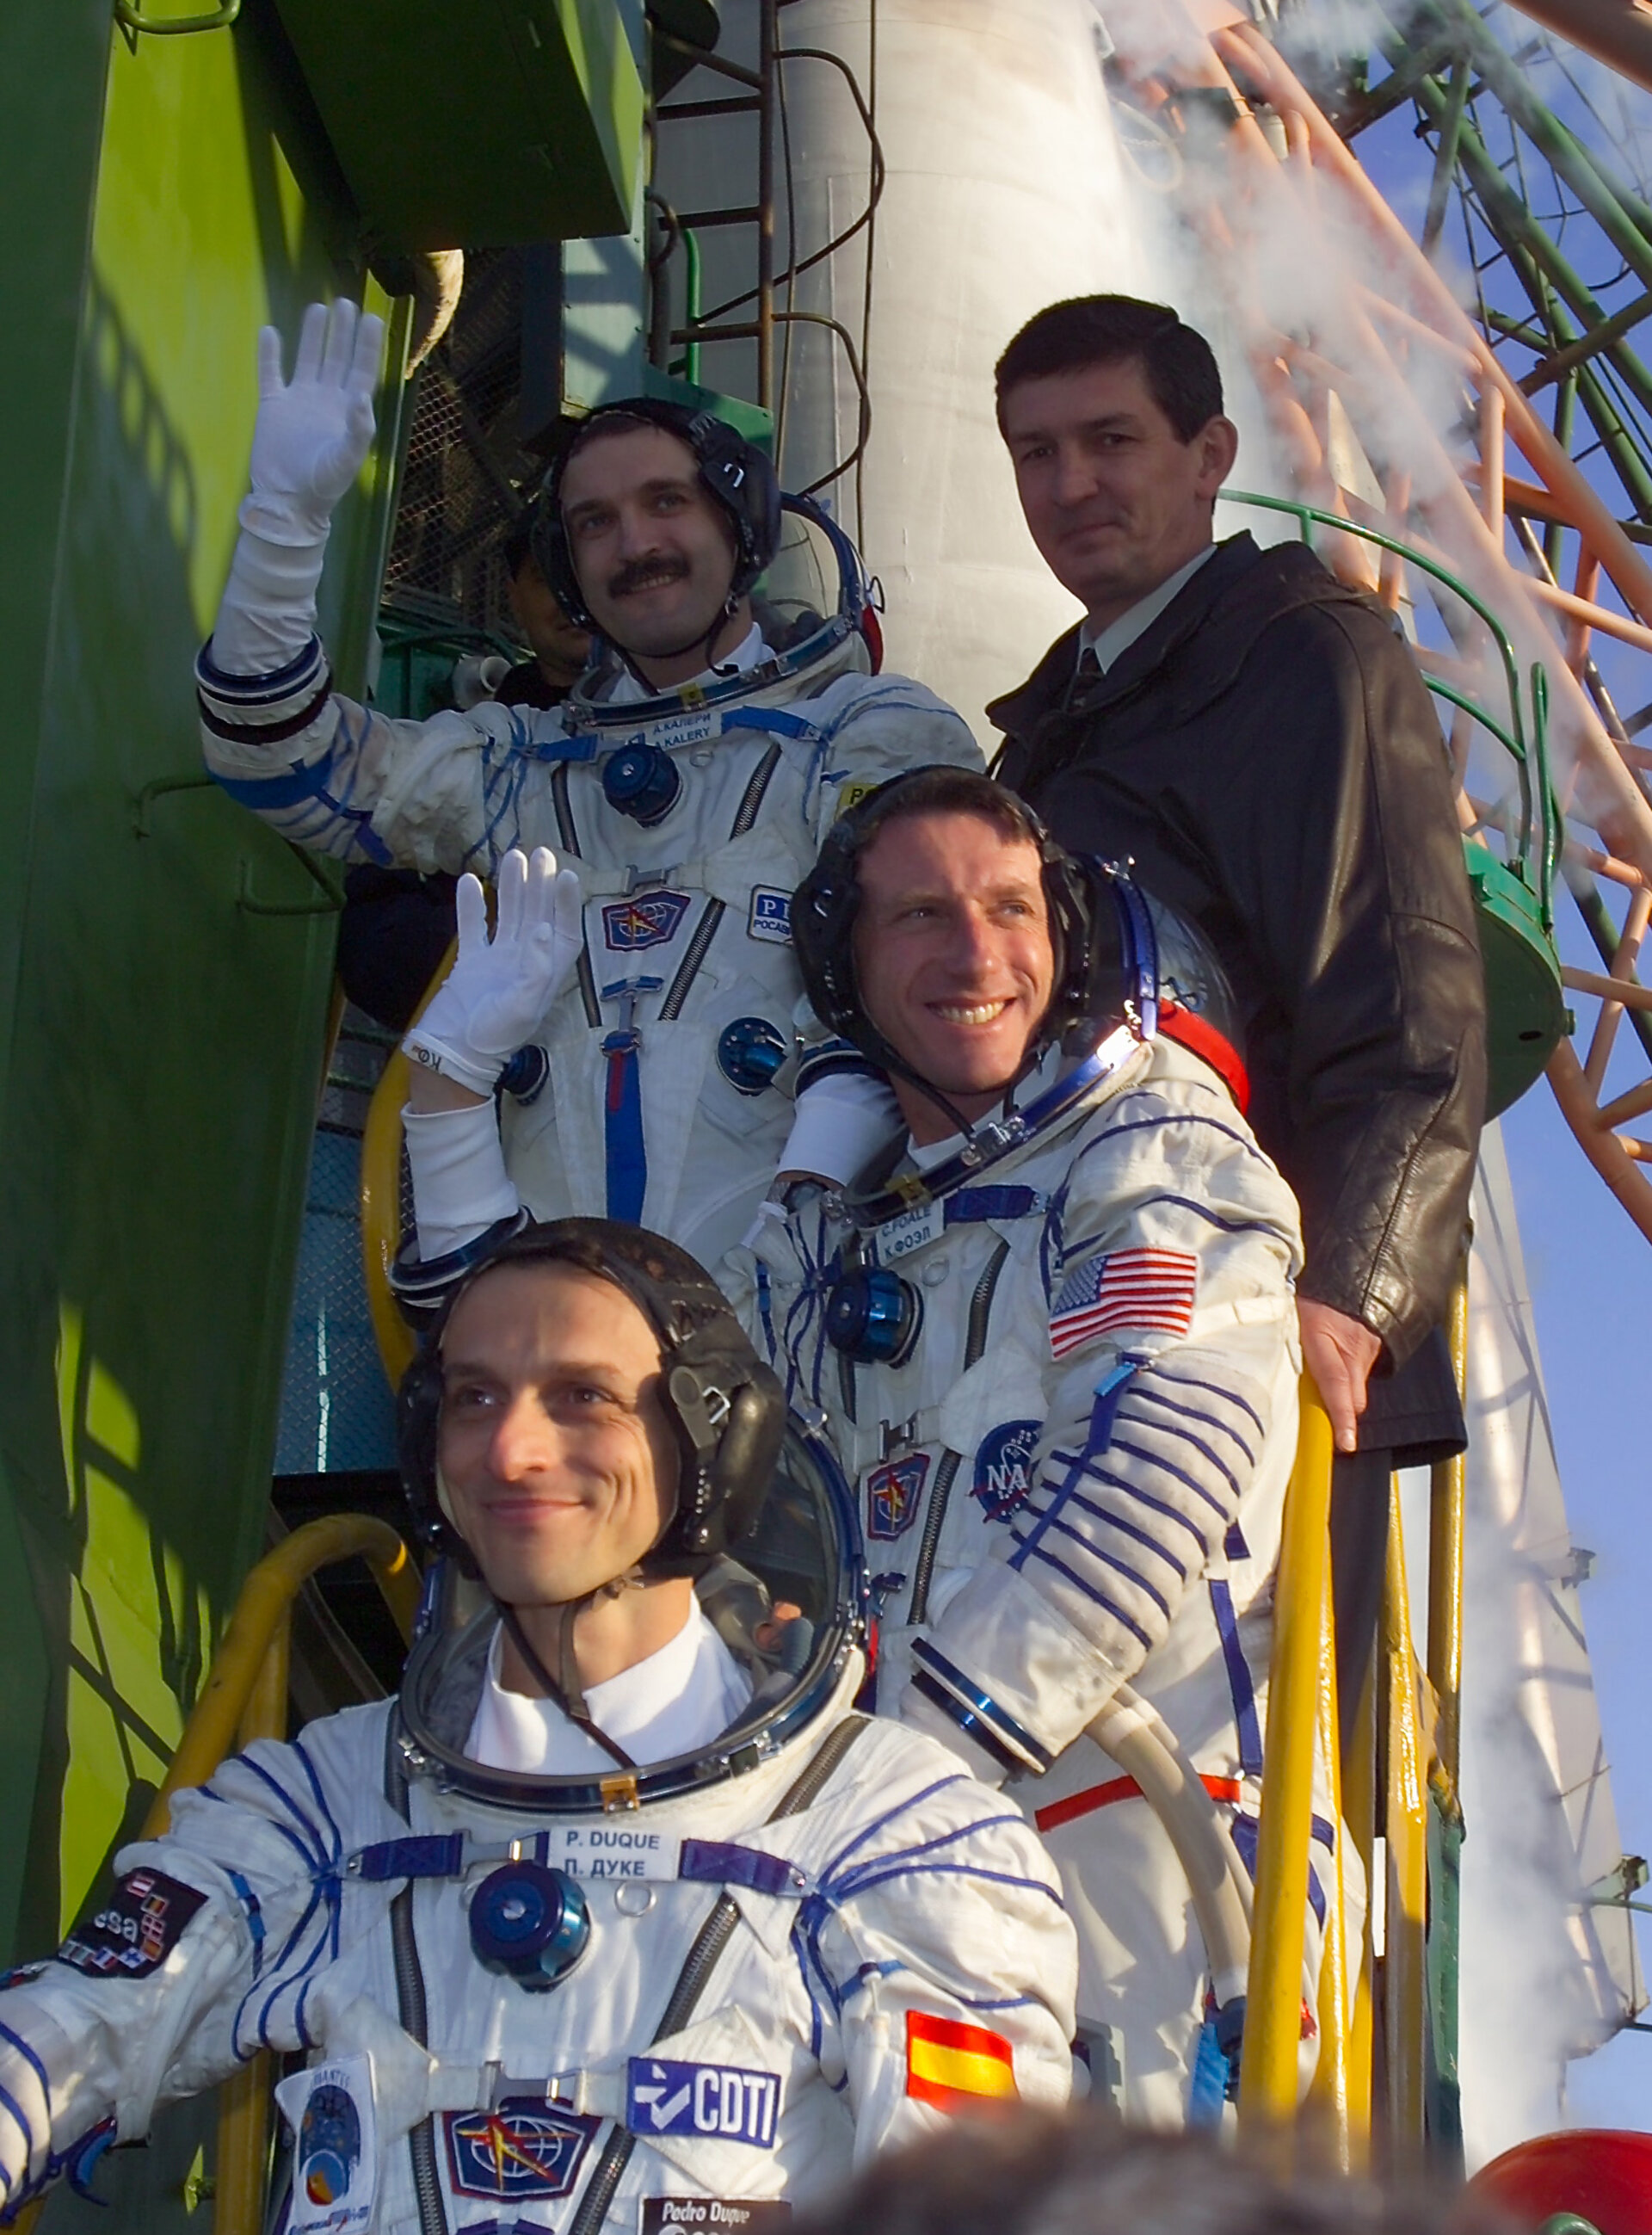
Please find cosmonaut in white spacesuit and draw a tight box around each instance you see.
[195,299,981,1277]
[723,767,1343,2127]
[0,1219,1075,2233]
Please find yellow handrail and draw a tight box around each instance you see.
[360,937,459,1392]
[10,1518,417,2235]
[361,1045,418,1390]
[1427,1264,1470,1787]
[1304,1554,1363,2170]
[1383,1479,1431,2168]
[143,1515,420,1839]
[1238,1374,1335,2144]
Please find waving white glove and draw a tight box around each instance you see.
[404,849,584,1096]
[242,297,385,543]
[212,299,386,675]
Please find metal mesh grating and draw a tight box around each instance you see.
[384,250,542,635]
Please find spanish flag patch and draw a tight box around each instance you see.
[904,2011,1018,2112]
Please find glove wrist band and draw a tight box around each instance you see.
[908,1640,1053,1775]
[402,1031,504,1099]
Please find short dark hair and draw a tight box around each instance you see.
[848,767,1045,860]
[791,2108,1516,2235]
[995,295,1224,442]
[502,502,539,580]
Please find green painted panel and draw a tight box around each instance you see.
[270,0,646,250]
[0,0,408,1990]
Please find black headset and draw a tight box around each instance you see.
[533,399,783,634]
[398,1218,787,1580]
[791,769,1132,1094]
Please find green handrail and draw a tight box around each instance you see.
[1223,490,1559,929]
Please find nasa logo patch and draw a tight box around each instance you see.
[603,891,692,952]
[443,2102,601,2201]
[747,887,792,944]
[57,1868,206,1979]
[972,1420,1040,1522]
[866,1451,929,1541]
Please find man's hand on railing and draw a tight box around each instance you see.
[1298,1300,1382,1455]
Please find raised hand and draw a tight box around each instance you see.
[245,299,385,537]
[404,849,584,1096]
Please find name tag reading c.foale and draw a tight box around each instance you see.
[878,1197,942,1263]
[555,1826,683,1880]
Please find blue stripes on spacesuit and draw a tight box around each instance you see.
[1008,1351,1271,1682]
[202,1748,346,2059]
[722,707,823,744]
[0,2082,32,2195]
[945,1186,1046,1225]
[1209,1578,1264,1777]
[1011,1361,1140,1577]
[209,743,392,866]
[789,1775,1067,2054]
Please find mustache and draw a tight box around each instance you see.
[607,555,690,599]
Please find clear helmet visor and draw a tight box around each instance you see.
[396,1416,867,1815]
[750,498,869,661]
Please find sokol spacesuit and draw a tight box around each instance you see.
[195,302,980,1275]
[722,770,1339,2124]
[0,1221,1074,2232]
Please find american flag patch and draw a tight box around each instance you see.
[1049,1247,1198,1357]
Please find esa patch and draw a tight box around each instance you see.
[603,890,692,952]
[57,1868,206,1979]
[443,2102,600,2201]
[626,2059,781,2149]
[747,887,792,944]
[866,1451,929,1541]
[972,1420,1039,1522]
[640,2202,792,2234]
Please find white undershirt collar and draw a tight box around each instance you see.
[607,622,769,705]
[1076,544,1216,676]
[465,1596,752,1775]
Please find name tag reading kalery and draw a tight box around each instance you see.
[555,1826,683,1880]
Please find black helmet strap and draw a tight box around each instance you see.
[496,1597,638,1772]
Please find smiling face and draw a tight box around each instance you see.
[852,812,1057,1143]
[1001,356,1237,629]
[436,1263,680,1609]
[558,423,749,685]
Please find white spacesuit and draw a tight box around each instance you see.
[195,305,979,1270]
[0,1223,1074,2233]
[724,777,1341,2125]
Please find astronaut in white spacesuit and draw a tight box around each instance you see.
[195,300,980,1278]
[0,1219,1075,2233]
[724,767,1335,2126]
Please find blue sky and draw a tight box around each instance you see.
[1343,10,1652,2127]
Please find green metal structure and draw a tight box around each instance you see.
[0,3,647,2220]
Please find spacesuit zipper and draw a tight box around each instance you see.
[564,1711,869,2235]
[552,762,601,1028]
[909,1239,1011,1625]
[658,744,781,1022]
[383,1726,451,2235]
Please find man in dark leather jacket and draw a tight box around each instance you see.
[988,297,1486,1713]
